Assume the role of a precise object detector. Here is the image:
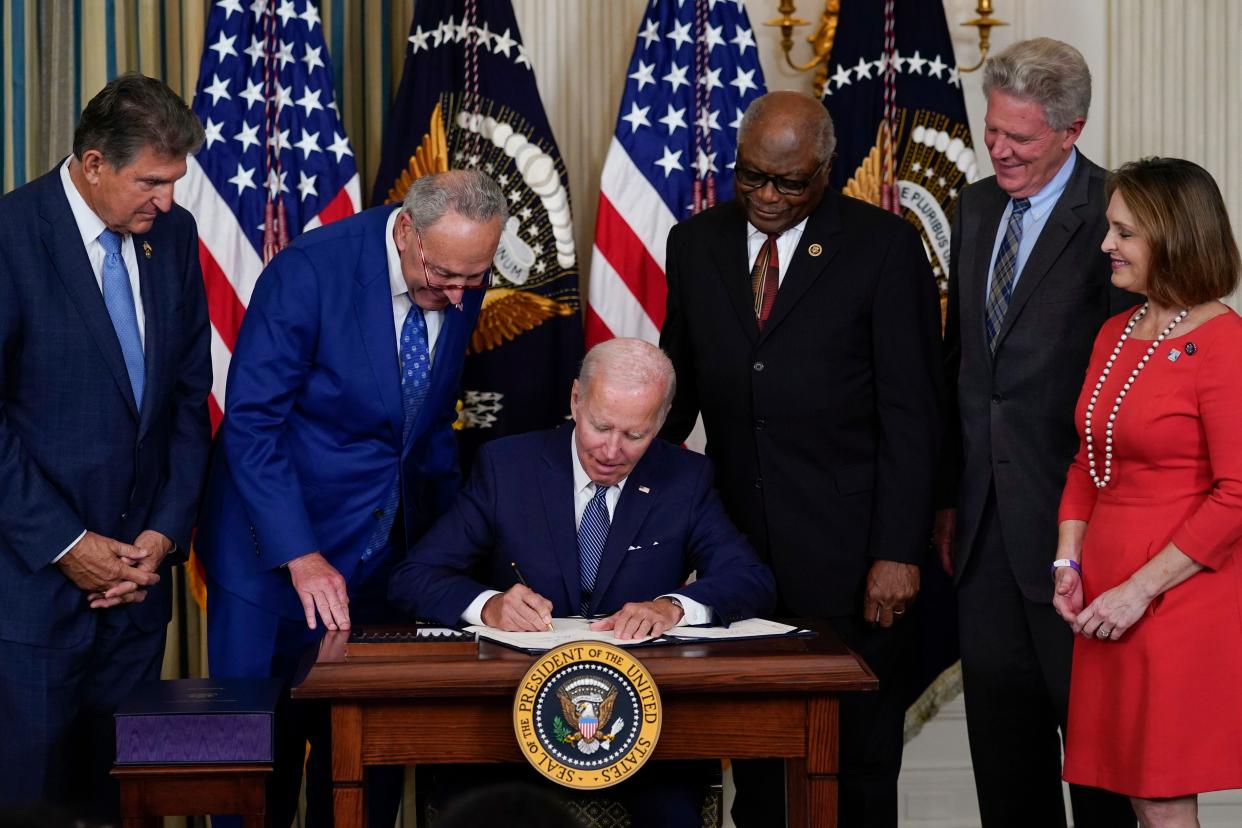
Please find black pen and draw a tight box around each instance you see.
[510,561,554,631]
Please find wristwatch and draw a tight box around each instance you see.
[658,595,685,617]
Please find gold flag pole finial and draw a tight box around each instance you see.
[764,1,840,99]
[959,0,1008,73]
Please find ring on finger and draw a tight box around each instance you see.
[893,608,906,616]
[1097,627,1111,638]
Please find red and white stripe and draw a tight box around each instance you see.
[585,138,678,348]
[176,157,360,426]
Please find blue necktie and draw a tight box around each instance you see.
[98,229,145,408]
[578,484,612,614]
[984,197,1032,351]
[365,303,431,559]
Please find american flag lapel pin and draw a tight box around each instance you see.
[638,485,651,494]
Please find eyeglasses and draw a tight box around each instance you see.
[734,160,828,196]
[414,228,492,292]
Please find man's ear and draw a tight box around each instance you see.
[79,149,107,184]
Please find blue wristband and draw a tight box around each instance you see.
[1051,558,1082,575]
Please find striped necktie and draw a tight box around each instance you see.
[984,198,1032,350]
[578,484,611,614]
[751,232,780,330]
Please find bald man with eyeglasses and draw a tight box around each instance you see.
[659,91,944,828]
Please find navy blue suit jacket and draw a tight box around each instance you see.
[389,425,777,626]
[197,204,483,620]
[0,166,213,647]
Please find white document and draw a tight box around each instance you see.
[463,617,658,651]
[664,617,801,639]
[464,617,803,652]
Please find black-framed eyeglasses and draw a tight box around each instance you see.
[734,159,828,196]
[415,228,492,292]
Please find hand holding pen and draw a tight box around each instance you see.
[479,562,555,632]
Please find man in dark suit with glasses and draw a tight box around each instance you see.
[659,91,943,828]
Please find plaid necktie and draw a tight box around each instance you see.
[984,198,1032,350]
[365,303,431,559]
[578,484,611,614]
[751,232,780,330]
[98,229,145,408]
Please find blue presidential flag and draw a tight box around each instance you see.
[822,0,979,293]
[373,0,581,465]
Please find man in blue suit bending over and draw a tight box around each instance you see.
[389,337,776,826]
[198,170,506,828]
[0,74,211,820]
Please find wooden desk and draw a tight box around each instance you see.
[111,762,271,828]
[292,624,875,828]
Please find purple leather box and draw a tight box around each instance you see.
[115,677,283,764]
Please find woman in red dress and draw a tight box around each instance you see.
[1054,157,1242,827]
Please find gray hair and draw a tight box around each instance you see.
[982,38,1092,130]
[738,92,836,166]
[401,170,508,232]
[73,72,205,168]
[578,338,677,421]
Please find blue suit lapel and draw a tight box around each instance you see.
[354,208,404,447]
[133,229,163,437]
[540,427,583,611]
[588,450,657,612]
[38,177,140,419]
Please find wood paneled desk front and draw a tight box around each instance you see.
[292,623,876,828]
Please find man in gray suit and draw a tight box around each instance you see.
[936,39,1138,827]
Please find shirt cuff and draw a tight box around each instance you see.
[52,530,88,565]
[661,593,709,625]
[462,590,503,626]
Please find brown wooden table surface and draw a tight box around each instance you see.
[293,621,876,828]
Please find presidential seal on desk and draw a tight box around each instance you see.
[513,641,662,789]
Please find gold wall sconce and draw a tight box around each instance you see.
[764,0,840,99]
[959,0,1008,73]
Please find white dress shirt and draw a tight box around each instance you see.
[384,207,443,361]
[54,157,151,563]
[746,215,810,286]
[461,429,710,626]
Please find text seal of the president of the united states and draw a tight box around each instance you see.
[513,640,662,790]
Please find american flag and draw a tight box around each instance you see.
[586,0,765,347]
[177,0,361,425]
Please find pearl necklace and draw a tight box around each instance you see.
[1085,303,1189,488]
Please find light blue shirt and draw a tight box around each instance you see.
[984,148,1078,302]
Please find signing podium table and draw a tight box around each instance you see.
[292,622,875,828]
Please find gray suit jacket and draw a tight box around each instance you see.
[941,152,1140,601]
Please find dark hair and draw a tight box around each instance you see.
[1106,157,1240,306]
[73,72,205,168]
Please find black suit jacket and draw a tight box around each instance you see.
[0,165,213,646]
[942,152,1140,601]
[659,190,943,617]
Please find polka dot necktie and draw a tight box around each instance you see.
[365,303,431,559]
[98,229,145,408]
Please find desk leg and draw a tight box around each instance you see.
[332,703,366,828]
[787,696,839,827]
